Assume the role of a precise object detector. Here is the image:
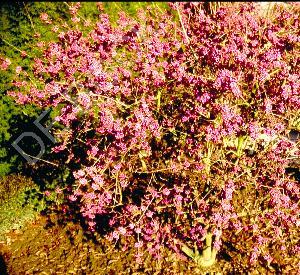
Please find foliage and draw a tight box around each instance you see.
[0,174,35,203]
[5,2,300,272]
[0,2,161,176]
[0,2,67,176]
[0,175,40,238]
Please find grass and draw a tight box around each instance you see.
[0,188,43,239]
[0,175,45,241]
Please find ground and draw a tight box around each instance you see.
[0,175,298,274]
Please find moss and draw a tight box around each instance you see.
[0,174,46,240]
[0,174,35,204]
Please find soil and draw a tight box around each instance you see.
[0,174,298,274]
[0,212,283,275]
[0,214,208,275]
[0,212,242,274]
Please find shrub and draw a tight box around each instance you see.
[0,174,35,204]
[0,2,151,177]
[7,2,300,271]
[0,2,69,177]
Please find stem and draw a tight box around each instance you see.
[22,152,59,167]
[63,2,89,25]
[176,5,189,44]
[202,233,213,261]
[23,2,36,33]
[176,5,198,60]
[1,38,32,58]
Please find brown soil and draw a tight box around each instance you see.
[1,211,298,274]
[0,214,210,275]
[1,174,298,274]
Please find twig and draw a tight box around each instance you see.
[1,38,32,58]
[22,152,59,167]
[23,2,36,33]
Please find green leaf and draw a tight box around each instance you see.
[182,245,195,259]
